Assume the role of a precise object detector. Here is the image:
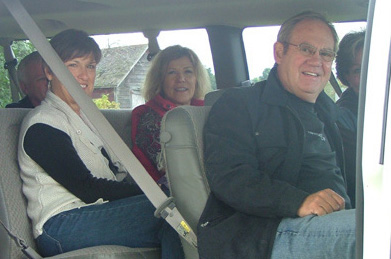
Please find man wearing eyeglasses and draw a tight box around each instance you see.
[198,11,355,259]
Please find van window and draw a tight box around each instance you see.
[1,29,213,110]
[92,32,148,109]
[92,29,214,109]
[0,41,36,108]
[157,29,214,73]
[243,22,366,101]
[242,25,279,82]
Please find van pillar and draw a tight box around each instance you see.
[143,30,161,61]
[206,26,249,89]
[0,38,21,102]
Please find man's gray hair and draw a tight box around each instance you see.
[277,11,339,53]
[17,51,43,83]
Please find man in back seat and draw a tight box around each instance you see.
[6,51,48,108]
[198,11,355,259]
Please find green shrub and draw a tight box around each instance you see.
[93,94,120,109]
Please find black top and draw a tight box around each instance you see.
[6,96,34,109]
[336,87,359,208]
[336,87,358,117]
[23,123,142,203]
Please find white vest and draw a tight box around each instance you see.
[18,91,119,238]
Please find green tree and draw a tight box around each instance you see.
[0,49,11,108]
[259,68,271,81]
[0,40,35,107]
[324,82,338,101]
[93,94,120,109]
[206,67,217,90]
[252,67,271,83]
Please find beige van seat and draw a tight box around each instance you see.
[160,105,211,259]
[0,108,160,259]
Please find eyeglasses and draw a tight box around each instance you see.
[285,42,336,62]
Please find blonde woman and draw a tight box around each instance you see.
[131,45,211,190]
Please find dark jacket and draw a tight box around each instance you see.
[336,87,358,117]
[336,87,359,208]
[6,96,34,108]
[198,67,348,259]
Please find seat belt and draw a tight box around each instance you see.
[0,219,42,259]
[2,0,197,249]
[330,72,343,98]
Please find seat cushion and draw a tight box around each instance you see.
[47,246,160,259]
[160,106,211,259]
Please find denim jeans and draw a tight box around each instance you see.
[36,194,184,258]
[271,209,356,259]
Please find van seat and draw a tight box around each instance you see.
[160,106,211,259]
[0,108,160,259]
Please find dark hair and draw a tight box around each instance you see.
[277,11,339,54]
[142,45,211,101]
[49,29,101,64]
[336,30,366,86]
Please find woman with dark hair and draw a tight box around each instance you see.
[336,30,366,116]
[335,29,366,208]
[18,29,183,258]
[131,45,211,190]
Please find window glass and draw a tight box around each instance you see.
[243,22,366,101]
[0,41,36,108]
[243,25,279,82]
[157,29,214,73]
[92,29,213,109]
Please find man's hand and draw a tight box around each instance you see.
[297,189,345,217]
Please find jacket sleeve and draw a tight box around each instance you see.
[24,123,142,203]
[204,88,308,218]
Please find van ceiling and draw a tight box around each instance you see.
[0,0,369,40]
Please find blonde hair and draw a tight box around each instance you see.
[142,45,211,101]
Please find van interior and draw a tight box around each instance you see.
[2,0,390,258]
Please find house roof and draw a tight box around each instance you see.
[95,44,148,88]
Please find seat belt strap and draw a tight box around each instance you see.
[2,0,197,248]
[0,219,43,259]
[330,72,343,97]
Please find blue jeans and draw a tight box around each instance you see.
[36,195,184,258]
[271,209,356,259]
